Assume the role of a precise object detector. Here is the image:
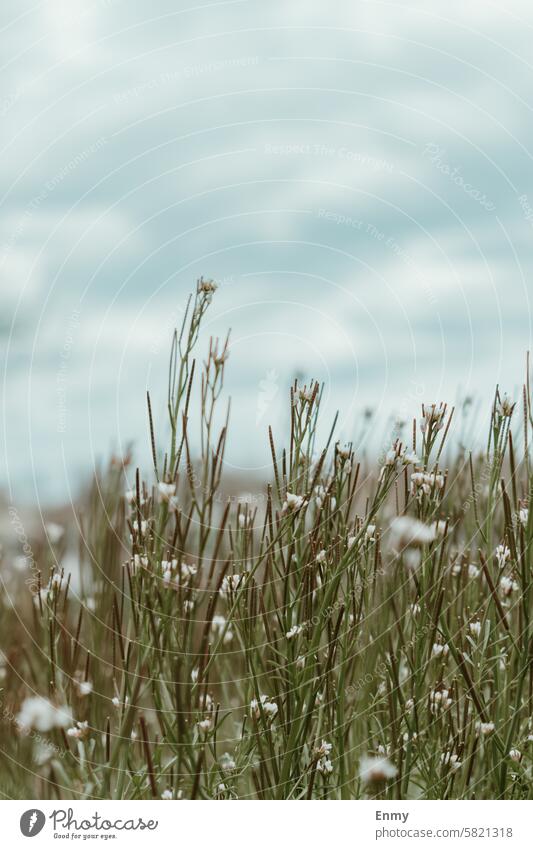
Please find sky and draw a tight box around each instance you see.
[1,0,532,505]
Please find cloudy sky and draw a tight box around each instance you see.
[1,0,532,504]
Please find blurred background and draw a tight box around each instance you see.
[1,0,532,507]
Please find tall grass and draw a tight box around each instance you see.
[1,280,532,800]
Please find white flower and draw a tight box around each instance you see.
[405,698,414,710]
[76,680,93,697]
[469,621,482,638]
[191,668,199,683]
[420,404,446,433]
[220,574,246,597]
[286,624,303,640]
[158,481,176,501]
[403,451,419,465]
[432,520,447,537]
[45,522,64,544]
[181,562,197,580]
[411,471,445,498]
[316,549,327,563]
[211,615,233,644]
[441,752,461,770]
[495,395,514,418]
[468,563,480,579]
[133,554,148,570]
[66,720,89,740]
[283,492,304,512]
[432,643,449,658]
[430,689,452,712]
[317,757,333,774]
[519,507,529,526]
[197,717,213,732]
[337,444,351,460]
[410,602,421,616]
[294,386,314,405]
[112,697,120,708]
[476,721,495,736]
[500,576,518,597]
[391,516,437,548]
[365,525,376,541]
[315,740,333,758]
[296,655,305,670]
[198,278,218,295]
[250,694,278,721]
[509,749,521,762]
[385,448,397,466]
[17,697,72,732]
[347,534,357,550]
[495,544,511,567]
[359,755,398,784]
[132,519,148,535]
[161,789,173,800]
[404,549,422,571]
[220,752,236,772]
[402,731,417,743]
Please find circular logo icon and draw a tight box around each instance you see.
[20,810,46,837]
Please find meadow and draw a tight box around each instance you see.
[1,279,532,800]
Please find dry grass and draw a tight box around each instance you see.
[1,280,532,800]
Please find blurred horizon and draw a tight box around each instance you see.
[1,0,532,505]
